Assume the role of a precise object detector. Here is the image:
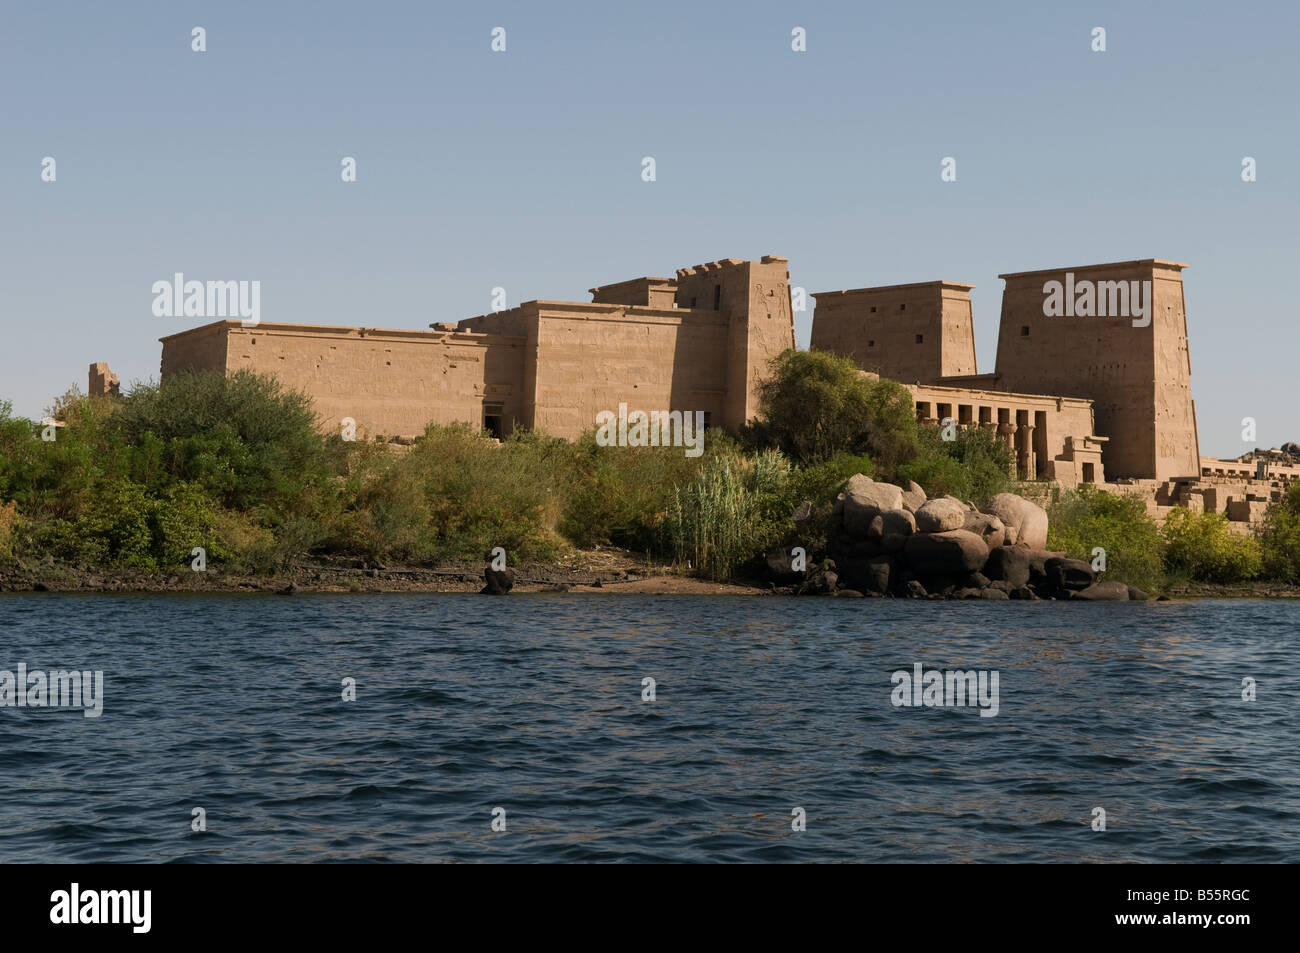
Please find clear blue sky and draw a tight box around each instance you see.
[2,0,1295,457]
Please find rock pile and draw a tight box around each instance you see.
[783,475,1149,601]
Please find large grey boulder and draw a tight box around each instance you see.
[1045,556,1095,593]
[901,480,927,513]
[837,554,896,595]
[985,492,1050,549]
[903,529,990,575]
[963,512,1006,548]
[765,546,803,585]
[914,497,967,533]
[880,508,916,537]
[1073,581,1130,601]
[985,545,1031,587]
[841,476,904,538]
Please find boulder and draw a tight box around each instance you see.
[903,529,990,575]
[1127,585,1151,601]
[833,589,864,598]
[765,546,803,585]
[880,533,908,554]
[1025,548,1068,587]
[903,579,928,599]
[916,574,961,597]
[881,508,916,537]
[985,546,1032,588]
[481,568,514,595]
[1008,586,1037,600]
[984,492,1049,549]
[901,480,927,513]
[967,572,992,589]
[858,555,897,595]
[1045,556,1095,593]
[1073,581,1130,601]
[850,539,881,559]
[799,563,839,595]
[866,515,885,543]
[963,512,1006,548]
[915,497,967,533]
[979,587,1010,600]
[842,476,904,538]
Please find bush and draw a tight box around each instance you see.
[789,452,875,506]
[1260,484,1300,583]
[1161,507,1262,582]
[111,369,327,515]
[559,431,719,551]
[364,424,572,564]
[664,450,794,581]
[1048,486,1166,591]
[752,349,918,469]
[0,499,16,562]
[898,427,1013,505]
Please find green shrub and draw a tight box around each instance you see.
[560,431,711,550]
[1161,507,1262,582]
[751,349,919,469]
[897,427,1013,505]
[789,452,875,505]
[664,450,793,580]
[1048,486,1166,591]
[381,424,571,563]
[110,369,327,514]
[1260,484,1300,583]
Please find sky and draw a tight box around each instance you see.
[1,0,1295,457]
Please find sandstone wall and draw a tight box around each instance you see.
[159,322,231,377]
[992,260,1199,481]
[161,321,526,440]
[529,303,731,440]
[811,281,978,384]
[907,382,1101,484]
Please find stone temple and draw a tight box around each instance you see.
[103,254,1294,527]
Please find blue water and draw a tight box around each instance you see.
[0,594,1296,862]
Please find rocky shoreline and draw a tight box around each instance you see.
[3,474,1299,599]
[0,551,759,596]
[763,475,1154,601]
[0,561,1297,598]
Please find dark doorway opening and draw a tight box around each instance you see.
[483,402,504,439]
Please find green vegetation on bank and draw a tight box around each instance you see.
[2,352,1299,590]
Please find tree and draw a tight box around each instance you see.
[752,349,918,471]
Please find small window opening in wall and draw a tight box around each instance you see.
[1021,326,1030,336]
[701,411,712,430]
[690,297,697,308]
[870,306,877,313]
[915,334,923,344]
[483,403,505,439]
[713,285,721,310]
[900,304,906,311]
[868,340,876,347]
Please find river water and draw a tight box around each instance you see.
[0,594,1295,862]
